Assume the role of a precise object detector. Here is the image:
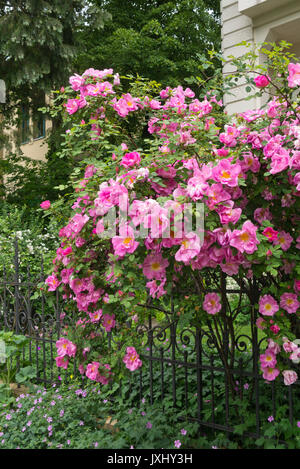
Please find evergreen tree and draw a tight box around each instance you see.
[74,0,221,87]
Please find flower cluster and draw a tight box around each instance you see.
[48,62,300,387]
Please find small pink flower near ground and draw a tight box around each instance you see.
[174,440,181,448]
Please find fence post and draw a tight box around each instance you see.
[14,238,20,335]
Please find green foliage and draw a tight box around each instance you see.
[0,0,110,92]
[0,202,58,276]
[224,40,300,108]
[0,331,35,404]
[74,0,221,88]
[0,380,198,449]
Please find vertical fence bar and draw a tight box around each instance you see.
[184,350,188,412]
[196,327,203,434]
[288,385,294,426]
[26,264,33,365]
[148,312,153,405]
[171,321,177,408]
[2,265,7,330]
[40,255,47,384]
[14,238,20,335]
[210,356,215,433]
[160,347,165,406]
[250,277,261,439]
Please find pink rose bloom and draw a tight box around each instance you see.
[95,219,105,236]
[283,340,298,354]
[89,309,103,323]
[69,73,85,91]
[254,75,270,88]
[62,246,72,256]
[55,356,69,370]
[259,294,279,317]
[86,362,100,381]
[262,367,280,381]
[187,177,209,201]
[212,159,241,187]
[240,151,261,173]
[203,293,222,315]
[262,227,278,242]
[256,317,266,330]
[146,279,167,299]
[45,274,60,292]
[206,183,231,209]
[280,293,300,314]
[270,324,280,335]
[102,314,116,332]
[66,98,79,115]
[216,147,229,157]
[254,207,272,225]
[273,231,293,251]
[112,224,139,258]
[40,200,51,210]
[142,253,169,280]
[282,370,298,385]
[230,220,259,254]
[121,152,141,168]
[294,280,300,292]
[270,147,290,174]
[123,347,142,371]
[260,350,277,368]
[56,338,76,358]
[175,232,201,263]
[267,339,281,355]
[217,201,242,225]
[288,62,300,88]
[219,125,240,147]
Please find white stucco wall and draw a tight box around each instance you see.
[221,0,300,114]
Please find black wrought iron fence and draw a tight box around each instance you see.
[0,239,299,443]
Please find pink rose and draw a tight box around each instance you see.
[123,347,142,371]
[282,370,298,386]
[121,152,141,168]
[203,293,222,315]
[40,200,51,210]
[254,75,270,88]
[288,63,300,88]
[259,294,279,317]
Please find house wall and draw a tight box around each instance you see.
[1,101,51,162]
[19,119,51,162]
[221,0,300,114]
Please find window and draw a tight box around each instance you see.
[32,93,46,140]
[32,111,45,139]
[19,93,46,144]
[20,106,30,144]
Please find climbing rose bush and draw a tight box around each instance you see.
[46,56,300,390]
